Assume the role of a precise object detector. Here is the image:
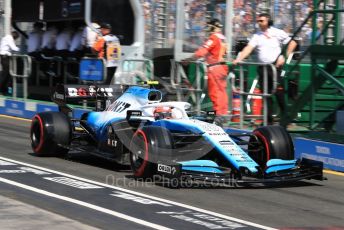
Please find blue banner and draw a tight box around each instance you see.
[3,100,36,119]
[37,104,59,113]
[295,137,344,172]
[79,59,104,81]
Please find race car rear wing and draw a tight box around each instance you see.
[52,84,126,113]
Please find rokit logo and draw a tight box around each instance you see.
[67,87,114,97]
[157,164,177,175]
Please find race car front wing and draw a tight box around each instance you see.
[155,158,324,188]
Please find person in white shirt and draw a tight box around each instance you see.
[233,13,297,124]
[41,23,58,56]
[0,31,19,95]
[0,31,19,56]
[69,26,84,58]
[82,23,100,55]
[27,22,44,58]
[55,26,73,58]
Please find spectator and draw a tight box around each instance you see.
[234,0,244,8]
[214,5,224,22]
[27,22,44,59]
[0,31,19,95]
[93,23,121,84]
[307,19,323,44]
[190,10,207,48]
[183,0,208,51]
[233,13,298,124]
[184,19,229,121]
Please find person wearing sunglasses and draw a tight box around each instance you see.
[233,13,297,124]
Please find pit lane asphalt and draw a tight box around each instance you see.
[0,115,343,229]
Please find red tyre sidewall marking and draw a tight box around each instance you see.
[132,130,149,177]
[32,115,44,153]
[254,131,270,165]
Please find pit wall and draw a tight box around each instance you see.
[0,97,88,120]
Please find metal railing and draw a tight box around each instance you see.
[170,60,277,124]
[9,54,32,99]
[233,61,277,128]
[170,60,208,113]
[116,58,154,84]
[36,54,63,87]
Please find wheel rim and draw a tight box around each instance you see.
[254,131,270,163]
[31,116,44,153]
[131,135,144,170]
[130,130,149,176]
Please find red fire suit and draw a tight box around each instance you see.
[195,32,228,115]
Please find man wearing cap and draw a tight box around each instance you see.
[93,23,121,84]
[185,19,229,118]
[233,13,298,124]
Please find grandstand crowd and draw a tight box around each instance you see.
[0,1,321,62]
[141,0,316,54]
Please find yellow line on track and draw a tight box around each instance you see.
[323,170,344,177]
[0,114,31,122]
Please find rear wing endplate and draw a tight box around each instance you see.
[52,84,126,113]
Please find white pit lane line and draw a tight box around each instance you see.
[0,156,276,230]
[0,177,171,230]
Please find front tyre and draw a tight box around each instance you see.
[129,126,173,178]
[248,125,294,167]
[30,112,72,156]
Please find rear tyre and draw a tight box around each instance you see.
[129,126,173,178]
[30,112,72,156]
[248,125,294,167]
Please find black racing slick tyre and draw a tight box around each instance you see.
[129,126,173,178]
[248,125,294,167]
[30,112,72,156]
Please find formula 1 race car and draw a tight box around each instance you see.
[30,83,324,186]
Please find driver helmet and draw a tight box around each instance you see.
[153,106,172,120]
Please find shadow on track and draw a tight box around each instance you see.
[123,175,323,190]
[28,152,131,172]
